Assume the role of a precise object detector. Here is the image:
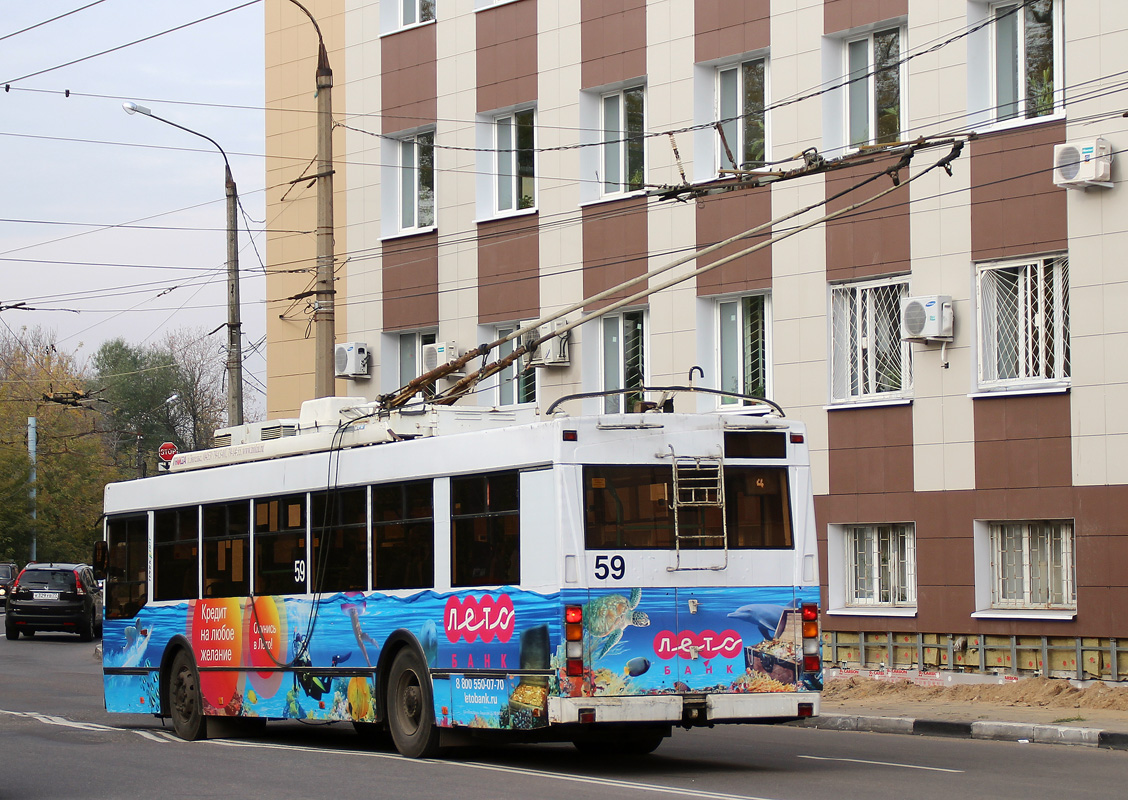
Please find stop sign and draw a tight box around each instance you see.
[158,442,179,462]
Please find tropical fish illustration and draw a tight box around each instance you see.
[727,600,798,641]
[624,657,651,677]
[247,689,258,705]
[341,593,378,667]
[419,619,438,667]
[331,653,352,667]
[584,587,650,659]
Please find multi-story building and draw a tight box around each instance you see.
[265,0,1128,681]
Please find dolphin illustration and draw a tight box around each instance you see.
[727,600,799,641]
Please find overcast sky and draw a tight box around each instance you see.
[0,1,266,398]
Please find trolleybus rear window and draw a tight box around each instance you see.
[583,465,792,550]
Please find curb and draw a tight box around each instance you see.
[803,713,1128,751]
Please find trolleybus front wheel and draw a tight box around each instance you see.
[386,648,441,758]
[169,650,208,741]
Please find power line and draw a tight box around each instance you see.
[0,1,108,44]
[2,1,262,85]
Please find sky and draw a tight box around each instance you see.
[0,1,267,401]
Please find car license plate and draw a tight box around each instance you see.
[33,592,59,601]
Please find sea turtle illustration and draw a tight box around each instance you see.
[584,587,650,659]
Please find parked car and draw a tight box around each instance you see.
[0,561,17,608]
[5,562,102,641]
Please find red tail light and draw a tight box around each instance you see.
[564,605,584,678]
[74,570,85,595]
[801,603,818,622]
[800,603,820,674]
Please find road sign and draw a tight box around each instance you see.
[158,442,179,462]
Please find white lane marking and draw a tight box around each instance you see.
[798,755,964,773]
[132,730,171,744]
[207,739,781,800]
[0,710,119,732]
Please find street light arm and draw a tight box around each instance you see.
[123,101,234,176]
[284,0,329,71]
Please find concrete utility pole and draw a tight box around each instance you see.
[27,417,36,561]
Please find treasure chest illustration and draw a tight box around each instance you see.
[744,608,801,685]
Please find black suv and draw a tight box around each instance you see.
[5,563,102,641]
[0,562,16,608]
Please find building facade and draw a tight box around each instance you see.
[265,0,1128,680]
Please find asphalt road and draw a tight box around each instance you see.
[0,630,1123,800]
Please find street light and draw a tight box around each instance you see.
[122,101,244,426]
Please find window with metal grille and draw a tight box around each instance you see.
[495,325,537,406]
[602,309,646,413]
[719,295,768,404]
[990,520,1074,608]
[977,255,1069,386]
[717,57,767,171]
[845,523,916,606]
[830,278,911,402]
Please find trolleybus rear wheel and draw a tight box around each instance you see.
[169,650,208,741]
[386,648,441,758]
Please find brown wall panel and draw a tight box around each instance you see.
[477,0,538,112]
[694,189,773,296]
[824,0,908,34]
[582,197,649,309]
[381,24,437,133]
[825,158,911,280]
[581,0,646,88]
[382,233,439,330]
[973,392,1072,489]
[828,404,914,495]
[477,215,540,324]
[970,121,1067,261]
[694,0,769,63]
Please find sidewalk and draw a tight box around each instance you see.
[807,695,1128,750]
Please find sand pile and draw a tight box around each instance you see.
[823,676,1128,711]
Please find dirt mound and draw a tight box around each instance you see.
[823,676,1128,711]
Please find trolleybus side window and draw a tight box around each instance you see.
[202,501,250,597]
[311,488,368,592]
[255,495,308,595]
[373,480,435,589]
[584,466,794,549]
[451,471,519,587]
[106,515,148,619]
[153,506,199,601]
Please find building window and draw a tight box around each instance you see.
[601,86,645,195]
[496,326,536,406]
[496,108,536,213]
[846,28,902,148]
[845,524,916,607]
[830,278,911,403]
[399,331,437,399]
[718,295,768,403]
[399,131,435,232]
[717,58,767,171]
[977,255,1069,387]
[990,520,1074,609]
[602,309,646,413]
[992,1,1059,122]
[402,0,435,26]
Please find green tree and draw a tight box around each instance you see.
[0,326,118,564]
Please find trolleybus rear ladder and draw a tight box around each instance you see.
[667,448,728,571]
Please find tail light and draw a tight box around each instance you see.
[74,570,85,595]
[800,602,820,674]
[564,605,584,677]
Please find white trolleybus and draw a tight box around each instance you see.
[98,392,822,757]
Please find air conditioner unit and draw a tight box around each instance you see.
[1053,138,1113,189]
[900,295,953,342]
[334,342,369,378]
[422,341,461,373]
[520,320,570,367]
